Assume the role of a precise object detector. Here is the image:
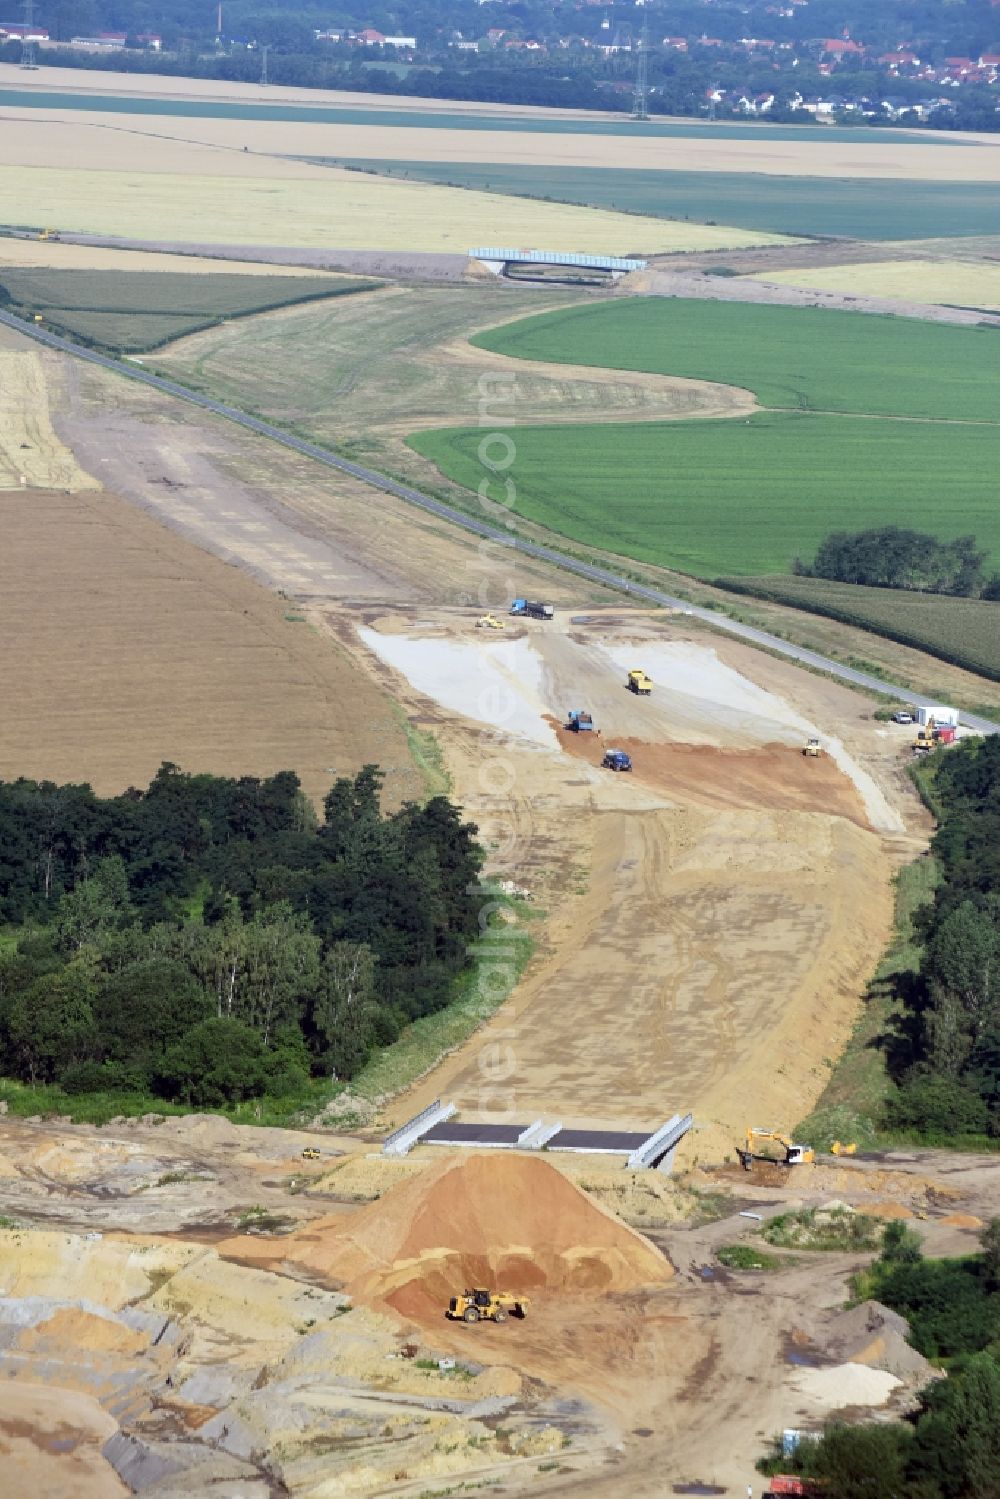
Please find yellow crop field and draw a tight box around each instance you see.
[0,351,98,490]
[0,162,793,255]
[0,236,357,277]
[756,257,1000,310]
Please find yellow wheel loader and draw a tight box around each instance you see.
[447,1288,529,1323]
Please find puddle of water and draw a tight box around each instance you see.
[698,1266,715,1280]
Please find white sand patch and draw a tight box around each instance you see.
[604,640,808,744]
[790,1361,902,1409]
[605,642,903,834]
[359,631,556,747]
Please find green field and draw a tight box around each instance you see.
[409,412,1000,578]
[339,160,1000,241]
[0,88,962,143]
[0,269,374,352]
[470,298,1000,420]
[718,575,1000,681]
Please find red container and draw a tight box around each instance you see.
[936,726,957,745]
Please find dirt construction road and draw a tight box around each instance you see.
[353,612,915,1159]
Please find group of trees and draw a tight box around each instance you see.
[0,764,483,1106]
[762,1221,1000,1498]
[886,734,1000,1139]
[797,526,1000,599]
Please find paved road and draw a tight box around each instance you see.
[7,307,997,736]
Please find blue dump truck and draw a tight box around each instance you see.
[509,599,554,620]
[602,749,632,772]
[565,710,594,732]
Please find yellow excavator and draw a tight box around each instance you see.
[737,1126,815,1171]
[447,1289,529,1324]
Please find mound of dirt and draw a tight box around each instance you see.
[857,1201,914,1220]
[940,1212,984,1230]
[218,1154,672,1321]
[554,729,870,826]
[825,1301,932,1385]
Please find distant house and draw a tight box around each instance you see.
[69,30,161,49]
[880,50,919,67]
[0,21,49,40]
[662,36,688,51]
[358,28,385,45]
[382,35,416,48]
[822,38,864,58]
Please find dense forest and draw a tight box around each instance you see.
[761,1220,1000,1497]
[886,734,1000,1139]
[798,526,1000,599]
[0,764,484,1107]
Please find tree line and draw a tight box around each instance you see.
[880,733,1000,1141]
[0,764,483,1107]
[797,525,1000,599]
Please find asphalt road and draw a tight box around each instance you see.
[6,306,997,736]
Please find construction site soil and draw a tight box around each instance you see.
[0,250,995,1496]
[219,1154,673,1320]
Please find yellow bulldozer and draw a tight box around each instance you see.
[737,1126,815,1171]
[831,1140,858,1157]
[447,1288,529,1324]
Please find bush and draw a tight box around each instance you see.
[886,1073,992,1137]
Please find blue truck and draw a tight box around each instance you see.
[509,599,554,620]
[566,711,594,732]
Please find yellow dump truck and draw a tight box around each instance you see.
[627,669,652,696]
[447,1289,529,1324]
[803,738,822,758]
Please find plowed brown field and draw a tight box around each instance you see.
[0,488,422,806]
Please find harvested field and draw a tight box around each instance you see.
[1,84,996,183]
[0,267,374,352]
[0,348,98,489]
[219,1153,673,1321]
[758,255,1000,308]
[0,233,364,276]
[0,158,789,256]
[0,487,423,806]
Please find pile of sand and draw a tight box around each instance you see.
[940,1212,984,1230]
[825,1301,933,1385]
[791,1361,902,1410]
[218,1154,672,1320]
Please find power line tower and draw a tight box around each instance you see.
[260,42,270,86]
[631,5,649,121]
[20,0,39,70]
